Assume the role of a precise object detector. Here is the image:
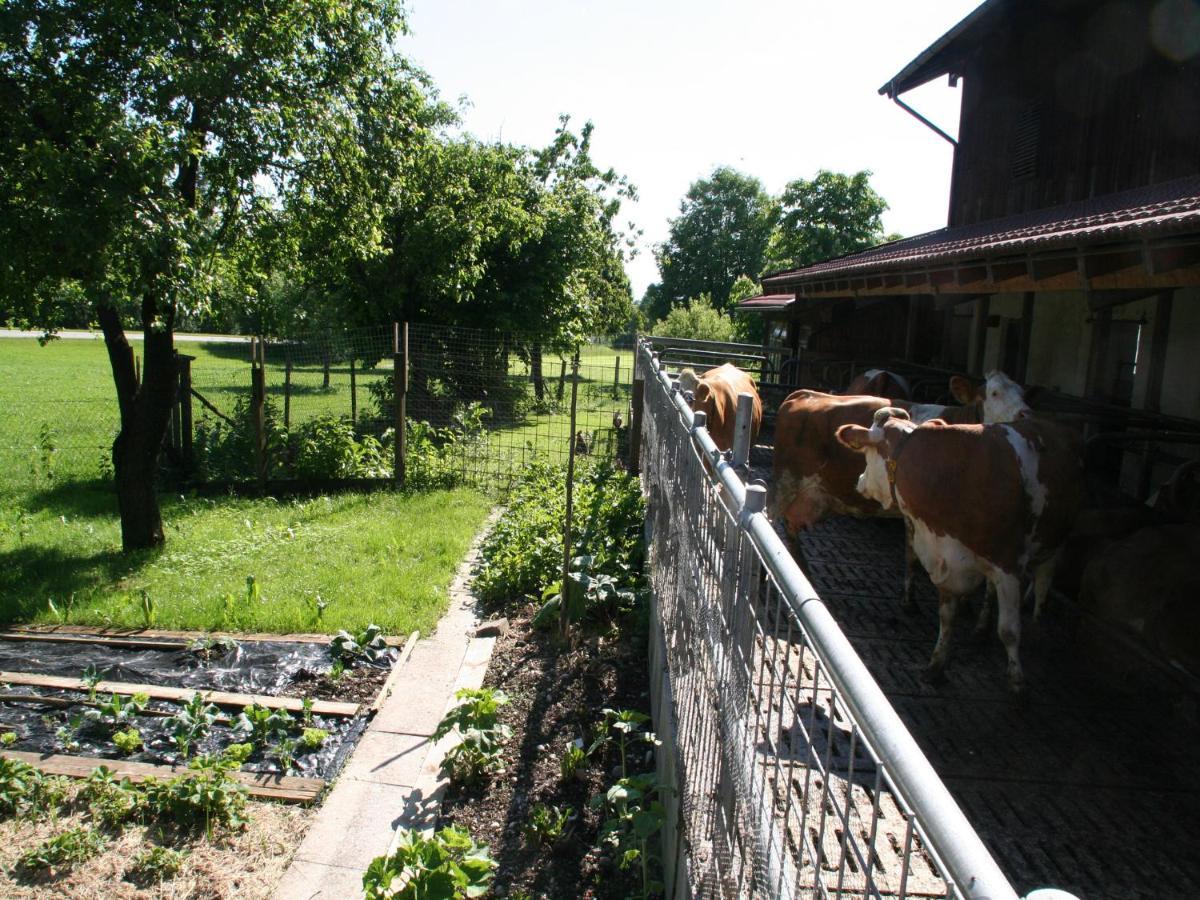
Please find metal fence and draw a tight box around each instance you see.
[0,324,630,495]
[637,339,1017,900]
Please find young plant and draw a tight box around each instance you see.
[233,703,295,750]
[433,688,512,785]
[80,767,142,829]
[301,696,315,727]
[138,589,156,628]
[0,731,17,748]
[18,826,106,873]
[523,803,574,846]
[272,736,299,773]
[142,744,252,834]
[560,740,588,783]
[54,720,82,753]
[165,692,219,759]
[81,663,103,701]
[83,691,149,733]
[113,727,143,755]
[592,772,670,899]
[187,634,238,660]
[590,708,659,778]
[127,845,189,885]
[300,727,329,751]
[363,825,496,899]
[330,624,389,667]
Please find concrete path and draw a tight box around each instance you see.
[273,519,501,899]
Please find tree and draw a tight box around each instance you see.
[765,170,888,272]
[656,167,778,314]
[650,295,736,343]
[0,0,438,550]
[728,275,765,344]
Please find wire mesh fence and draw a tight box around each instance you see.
[0,325,631,497]
[637,341,1017,900]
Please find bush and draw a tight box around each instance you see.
[363,825,496,899]
[194,396,288,481]
[290,415,390,479]
[650,294,736,342]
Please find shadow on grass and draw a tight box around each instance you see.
[19,478,119,520]
[0,542,149,624]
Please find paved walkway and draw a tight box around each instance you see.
[273,522,500,899]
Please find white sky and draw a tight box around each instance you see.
[400,0,984,300]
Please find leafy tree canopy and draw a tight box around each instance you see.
[656,167,778,314]
[765,169,888,273]
[650,294,736,343]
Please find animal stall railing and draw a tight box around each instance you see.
[636,339,1021,900]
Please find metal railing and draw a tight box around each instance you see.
[637,338,1019,899]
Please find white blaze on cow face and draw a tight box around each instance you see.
[982,371,1031,424]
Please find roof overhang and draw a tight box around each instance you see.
[736,293,795,314]
[879,0,1003,97]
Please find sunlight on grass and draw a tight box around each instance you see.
[0,486,493,636]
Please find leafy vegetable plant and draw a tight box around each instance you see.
[18,826,106,873]
[113,727,143,755]
[362,825,495,899]
[523,803,574,846]
[165,692,219,759]
[331,624,389,666]
[433,688,512,785]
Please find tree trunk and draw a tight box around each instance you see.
[97,300,178,552]
[530,343,545,402]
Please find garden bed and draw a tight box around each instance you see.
[0,629,400,785]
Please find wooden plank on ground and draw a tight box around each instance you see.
[3,625,407,647]
[0,671,360,717]
[0,750,324,803]
[370,630,419,714]
[0,632,187,651]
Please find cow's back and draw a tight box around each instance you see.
[771,391,889,533]
[695,364,762,451]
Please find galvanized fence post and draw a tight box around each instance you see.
[731,391,754,469]
[393,322,408,487]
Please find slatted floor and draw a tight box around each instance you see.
[789,513,1200,899]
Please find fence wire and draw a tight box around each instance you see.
[0,325,630,496]
[638,343,1017,900]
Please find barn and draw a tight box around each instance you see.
[741,0,1200,506]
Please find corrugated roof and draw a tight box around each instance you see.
[761,176,1200,288]
[737,294,795,311]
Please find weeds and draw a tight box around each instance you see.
[523,803,574,846]
[18,826,106,873]
[126,845,189,885]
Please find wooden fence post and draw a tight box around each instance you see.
[613,355,621,398]
[251,337,267,486]
[393,322,408,486]
[560,349,582,642]
[349,357,357,424]
[556,359,567,402]
[283,352,292,431]
[630,340,644,475]
[178,353,194,472]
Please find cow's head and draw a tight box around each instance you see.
[677,368,700,395]
[949,370,1031,424]
[836,406,914,508]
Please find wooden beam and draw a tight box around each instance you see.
[904,295,921,360]
[2,625,407,648]
[969,296,991,376]
[370,631,417,715]
[0,632,187,652]
[1144,289,1174,413]
[0,750,325,803]
[1016,292,1035,383]
[0,671,360,717]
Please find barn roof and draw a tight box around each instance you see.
[736,294,795,312]
[752,175,1200,300]
[880,0,1004,97]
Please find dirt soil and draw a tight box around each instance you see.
[291,662,391,706]
[439,605,655,899]
[0,789,313,899]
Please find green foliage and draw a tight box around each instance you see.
[233,703,295,750]
[83,691,149,733]
[363,825,496,899]
[80,767,142,830]
[0,732,16,748]
[591,773,669,897]
[18,826,106,873]
[331,623,389,666]
[765,169,888,272]
[127,845,189,885]
[654,167,779,316]
[142,744,252,832]
[433,688,512,785]
[560,741,588,783]
[590,708,660,779]
[523,803,574,847]
[649,294,736,343]
[728,275,765,344]
[476,459,645,611]
[165,692,219,759]
[301,727,329,751]
[194,397,288,482]
[113,727,143,755]
[139,589,156,628]
[0,757,47,818]
[291,415,391,480]
[81,664,103,701]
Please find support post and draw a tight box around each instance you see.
[968,296,990,376]
[560,350,582,642]
[731,392,754,469]
[178,353,194,472]
[284,354,292,431]
[630,363,645,475]
[251,337,266,486]
[1144,289,1173,413]
[904,295,920,361]
[393,322,408,486]
[349,357,357,424]
[556,358,567,403]
[1016,292,1035,383]
[613,355,621,398]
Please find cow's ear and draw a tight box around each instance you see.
[693,382,711,406]
[949,375,982,405]
[836,423,875,452]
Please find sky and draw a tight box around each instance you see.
[399,0,984,301]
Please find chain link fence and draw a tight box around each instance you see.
[0,325,630,497]
[637,340,1018,900]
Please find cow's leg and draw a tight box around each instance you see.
[1032,552,1059,622]
[994,572,1025,693]
[972,583,995,641]
[925,587,959,682]
[901,520,919,612]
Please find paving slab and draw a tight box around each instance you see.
[273,512,502,899]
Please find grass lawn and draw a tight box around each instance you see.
[0,483,492,636]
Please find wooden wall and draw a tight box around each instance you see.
[948,0,1200,226]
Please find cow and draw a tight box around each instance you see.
[769,370,1032,604]
[836,407,1083,692]
[845,369,912,401]
[677,364,763,453]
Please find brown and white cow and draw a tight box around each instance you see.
[845,369,912,401]
[769,371,1032,603]
[678,364,763,453]
[836,407,1083,692]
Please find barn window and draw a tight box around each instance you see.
[1012,101,1042,181]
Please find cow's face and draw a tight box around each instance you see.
[982,371,1031,423]
[836,407,912,508]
